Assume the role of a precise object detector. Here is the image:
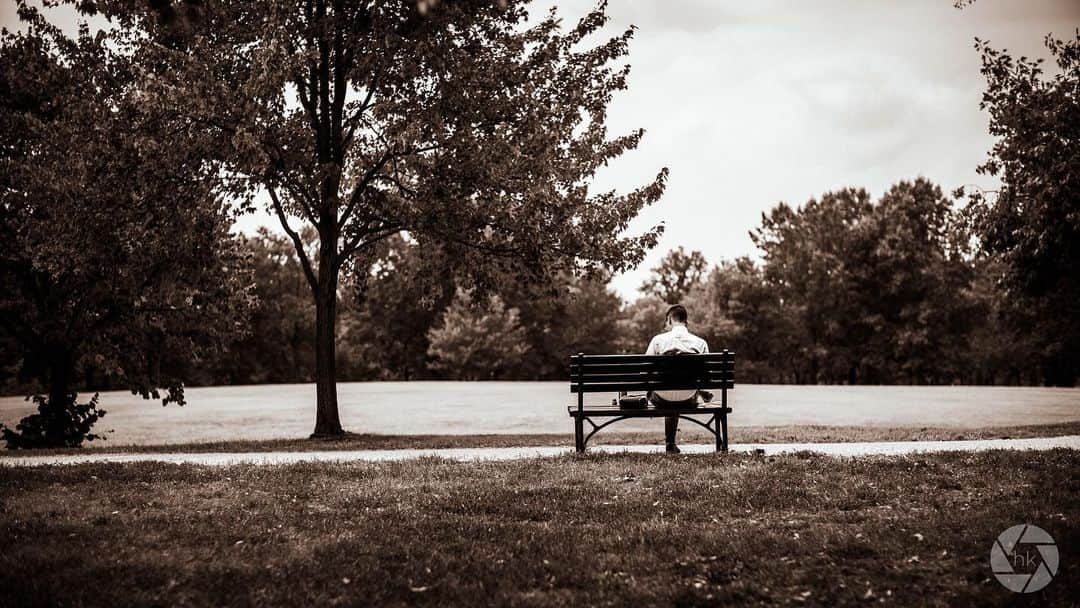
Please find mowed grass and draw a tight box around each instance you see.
[3,421,1079,456]
[1,450,1077,606]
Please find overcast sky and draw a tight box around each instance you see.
[536,0,1080,298]
[5,0,1078,299]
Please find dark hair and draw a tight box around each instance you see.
[666,304,688,323]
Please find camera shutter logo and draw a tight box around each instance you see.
[990,524,1058,593]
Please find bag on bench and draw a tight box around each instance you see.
[617,394,649,409]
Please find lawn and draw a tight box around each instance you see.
[1,449,1076,606]
[2,421,1078,456]
[5,383,1078,446]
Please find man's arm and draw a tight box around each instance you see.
[646,336,659,355]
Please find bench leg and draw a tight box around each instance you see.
[718,410,729,453]
[574,416,585,453]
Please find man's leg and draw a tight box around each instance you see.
[665,414,679,452]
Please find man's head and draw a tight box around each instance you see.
[665,304,688,329]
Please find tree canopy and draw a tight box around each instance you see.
[0,8,252,446]
[639,246,707,305]
[964,32,1080,385]
[103,0,668,435]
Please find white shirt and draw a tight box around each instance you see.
[645,324,709,402]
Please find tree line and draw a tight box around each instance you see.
[89,175,1065,388]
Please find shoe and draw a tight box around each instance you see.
[699,390,714,403]
[665,443,681,454]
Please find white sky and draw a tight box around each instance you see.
[5,0,1078,300]
[537,0,1080,298]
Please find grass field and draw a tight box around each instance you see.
[2,449,1076,606]
[3,421,1079,457]
[4,382,1078,446]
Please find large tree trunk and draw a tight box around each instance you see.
[312,242,344,437]
[45,346,74,443]
[1044,352,1077,387]
[47,353,71,408]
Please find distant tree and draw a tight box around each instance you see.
[639,247,708,304]
[555,274,624,362]
[503,271,623,378]
[615,296,668,354]
[861,180,978,383]
[0,13,252,447]
[340,235,455,381]
[124,0,666,435]
[752,189,873,383]
[751,179,979,384]
[961,255,1043,385]
[964,32,1080,385]
[213,229,317,385]
[686,257,791,382]
[427,291,530,380]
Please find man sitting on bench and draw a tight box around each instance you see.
[645,304,710,453]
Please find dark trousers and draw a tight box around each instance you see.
[665,415,678,445]
[648,392,697,445]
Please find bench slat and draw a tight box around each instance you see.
[570,353,733,365]
[570,379,734,393]
[570,362,733,374]
[572,371,734,383]
[567,405,732,417]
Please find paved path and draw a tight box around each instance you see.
[2,435,1078,467]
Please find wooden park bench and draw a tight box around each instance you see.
[568,351,735,453]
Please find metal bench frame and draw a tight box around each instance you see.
[568,351,735,453]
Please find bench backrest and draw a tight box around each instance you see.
[569,352,735,394]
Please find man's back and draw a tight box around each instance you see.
[646,325,708,357]
[646,325,709,402]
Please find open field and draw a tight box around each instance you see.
[2,421,1080,457]
[1,450,1077,606]
[2,382,1079,447]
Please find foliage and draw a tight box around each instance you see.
[751,188,875,383]
[615,296,668,355]
[426,290,530,380]
[0,5,253,446]
[746,179,986,384]
[963,32,1080,386]
[685,257,791,383]
[212,229,318,385]
[1,393,105,449]
[341,234,455,381]
[639,246,707,304]
[91,0,667,434]
[501,271,624,378]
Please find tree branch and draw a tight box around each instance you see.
[337,222,405,268]
[342,67,383,149]
[331,0,350,163]
[338,146,395,231]
[268,187,319,292]
[263,140,319,226]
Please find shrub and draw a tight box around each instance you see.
[0,393,107,449]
